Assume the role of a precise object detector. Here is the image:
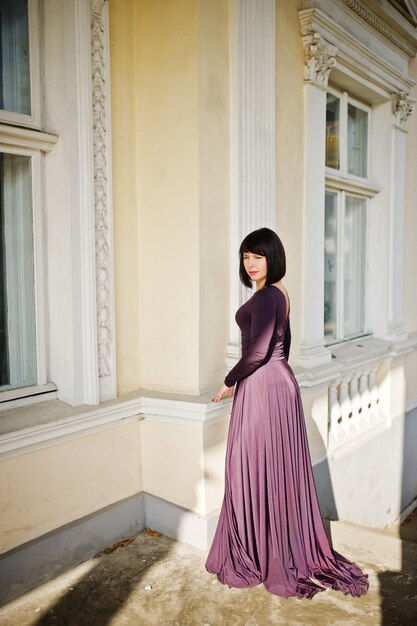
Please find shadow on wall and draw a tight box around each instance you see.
[308,409,339,549]
[378,404,417,626]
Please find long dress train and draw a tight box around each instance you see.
[205,284,369,599]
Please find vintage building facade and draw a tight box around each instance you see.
[1,0,417,590]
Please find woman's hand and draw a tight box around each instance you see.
[212,383,234,402]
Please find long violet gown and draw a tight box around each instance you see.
[205,284,369,599]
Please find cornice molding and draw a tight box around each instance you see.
[341,0,416,57]
[299,7,415,97]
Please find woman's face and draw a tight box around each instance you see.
[243,251,267,283]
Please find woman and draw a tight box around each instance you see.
[205,227,369,599]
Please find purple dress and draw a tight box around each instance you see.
[205,284,369,599]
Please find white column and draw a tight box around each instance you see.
[383,92,416,342]
[298,32,337,368]
[226,0,276,372]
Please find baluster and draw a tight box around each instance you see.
[328,380,341,443]
[369,364,380,420]
[359,368,370,424]
[339,376,351,436]
[349,372,361,428]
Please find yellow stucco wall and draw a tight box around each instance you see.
[109,0,140,393]
[276,0,305,364]
[0,422,142,553]
[111,0,230,396]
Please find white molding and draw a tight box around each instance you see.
[299,76,333,367]
[70,0,100,405]
[0,393,232,459]
[1,341,416,459]
[0,124,58,152]
[325,173,380,197]
[341,0,417,57]
[294,333,417,388]
[40,0,100,406]
[0,383,57,408]
[299,7,415,98]
[379,92,415,342]
[237,0,276,240]
[90,0,116,401]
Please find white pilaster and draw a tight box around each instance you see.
[384,92,416,342]
[227,0,276,372]
[44,0,99,406]
[298,33,337,368]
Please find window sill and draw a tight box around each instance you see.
[0,123,58,152]
[0,383,58,410]
[325,171,380,197]
[293,332,417,388]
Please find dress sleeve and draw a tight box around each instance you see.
[224,289,277,387]
[284,316,291,362]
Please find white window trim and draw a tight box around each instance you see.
[298,4,416,372]
[325,172,379,197]
[0,0,41,129]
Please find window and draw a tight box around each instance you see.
[0,0,40,127]
[325,89,370,180]
[0,1,52,401]
[324,88,372,344]
[0,151,36,391]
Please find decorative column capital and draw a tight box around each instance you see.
[302,32,338,88]
[392,91,416,132]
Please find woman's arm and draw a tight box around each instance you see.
[224,288,277,388]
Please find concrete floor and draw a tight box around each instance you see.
[1,517,417,626]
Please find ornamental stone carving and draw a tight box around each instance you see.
[392,92,416,132]
[91,0,113,378]
[302,32,338,88]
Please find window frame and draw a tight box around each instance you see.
[324,187,372,346]
[324,85,376,348]
[0,143,48,397]
[0,0,41,129]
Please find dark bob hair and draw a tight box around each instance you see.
[239,227,286,289]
